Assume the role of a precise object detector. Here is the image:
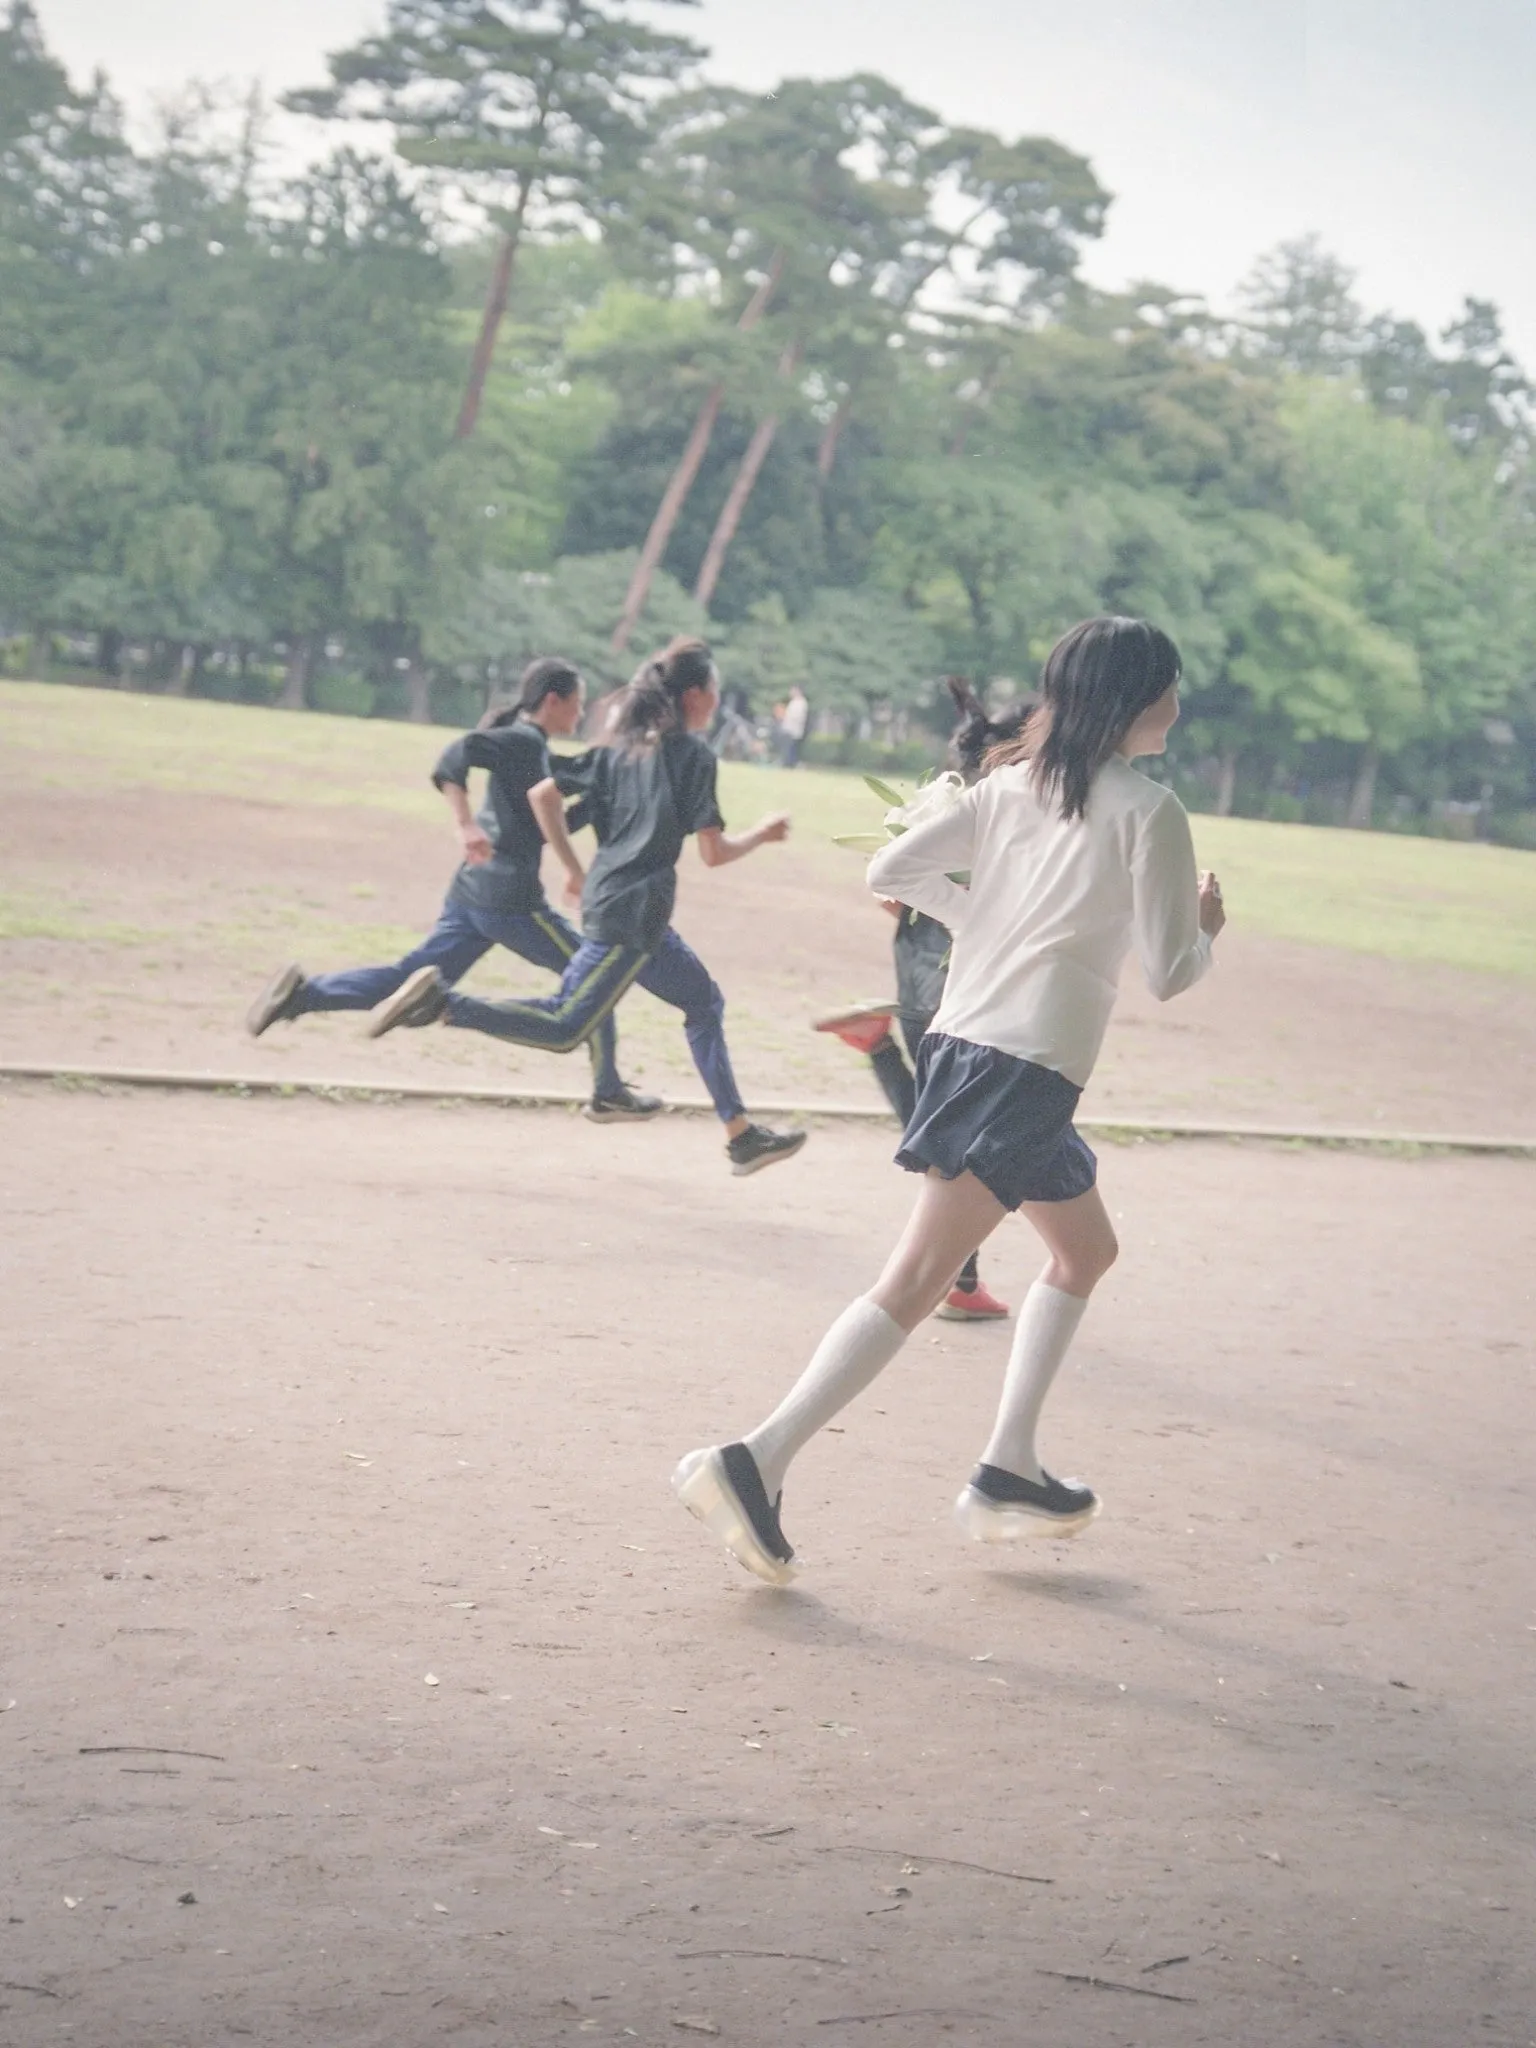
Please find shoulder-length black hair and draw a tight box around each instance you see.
[613,637,717,751]
[986,617,1180,820]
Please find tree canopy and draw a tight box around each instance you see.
[1,0,1533,836]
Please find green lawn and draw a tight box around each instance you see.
[4,679,1534,979]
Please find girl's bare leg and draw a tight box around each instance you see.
[1015,1185,1119,1299]
[975,1185,1119,1487]
[868,1169,1011,1331]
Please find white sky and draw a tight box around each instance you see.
[33,0,1536,366]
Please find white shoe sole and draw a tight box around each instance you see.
[366,965,441,1039]
[671,1448,799,1586]
[729,1133,808,1177]
[953,1483,1100,1543]
[933,1302,1008,1322]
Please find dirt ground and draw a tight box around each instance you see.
[1,1084,1533,2048]
[2,787,1534,1136]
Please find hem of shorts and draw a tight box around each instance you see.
[893,1142,1095,1210]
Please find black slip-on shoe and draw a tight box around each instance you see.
[246,963,305,1038]
[954,1462,1100,1541]
[671,1441,797,1586]
[366,965,448,1039]
[726,1124,808,1176]
[584,1085,665,1123]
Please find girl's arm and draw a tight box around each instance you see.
[439,777,493,865]
[696,813,790,868]
[1132,794,1220,999]
[527,776,587,903]
[865,793,977,926]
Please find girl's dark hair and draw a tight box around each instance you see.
[613,636,717,750]
[945,676,1032,786]
[986,617,1180,820]
[477,656,582,730]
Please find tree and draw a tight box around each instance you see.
[1238,234,1364,375]
[286,0,705,439]
[1281,379,1536,780]
[430,547,705,694]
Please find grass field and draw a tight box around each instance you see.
[5,679,1534,979]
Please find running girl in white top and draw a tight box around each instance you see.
[674,616,1226,1582]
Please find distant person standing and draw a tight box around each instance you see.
[778,684,810,769]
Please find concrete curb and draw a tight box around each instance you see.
[4,1061,1534,1157]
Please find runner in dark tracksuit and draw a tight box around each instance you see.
[367,637,811,1178]
[243,657,658,1121]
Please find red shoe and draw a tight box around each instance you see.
[935,1279,1011,1322]
[812,1001,897,1057]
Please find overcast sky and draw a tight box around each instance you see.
[33,0,1536,365]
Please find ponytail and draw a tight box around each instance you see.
[477,654,581,731]
[613,636,717,751]
[945,674,1032,786]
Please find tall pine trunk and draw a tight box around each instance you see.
[815,394,852,482]
[610,252,786,654]
[1347,742,1380,828]
[454,179,532,443]
[693,339,803,612]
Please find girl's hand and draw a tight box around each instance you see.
[1198,870,1226,938]
[562,862,585,905]
[756,812,791,845]
[460,822,493,865]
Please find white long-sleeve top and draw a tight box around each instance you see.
[866,755,1212,1088]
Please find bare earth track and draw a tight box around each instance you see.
[2,783,1534,1137]
[2,698,1535,2043]
[1,1088,1533,2048]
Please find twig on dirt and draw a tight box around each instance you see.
[2,1982,60,1999]
[816,2009,997,2027]
[1038,1969,1195,2004]
[815,1846,1052,1885]
[678,1950,846,1966]
[1142,1954,1190,1973]
[752,1824,795,1839]
[78,1746,226,1762]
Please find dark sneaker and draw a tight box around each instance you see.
[246,963,305,1038]
[954,1463,1100,1541]
[366,965,448,1039]
[726,1124,808,1176]
[672,1442,797,1586]
[584,1085,665,1123]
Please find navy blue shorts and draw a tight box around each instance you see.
[895,1032,1097,1209]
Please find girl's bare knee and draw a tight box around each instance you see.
[1045,1228,1117,1297]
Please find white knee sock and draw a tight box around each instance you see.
[978,1281,1089,1484]
[743,1297,907,1499]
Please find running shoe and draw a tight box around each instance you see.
[584,1085,665,1123]
[812,1000,898,1056]
[246,963,305,1037]
[726,1124,808,1176]
[366,965,448,1038]
[954,1463,1100,1541]
[935,1279,1011,1322]
[672,1442,798,1586]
